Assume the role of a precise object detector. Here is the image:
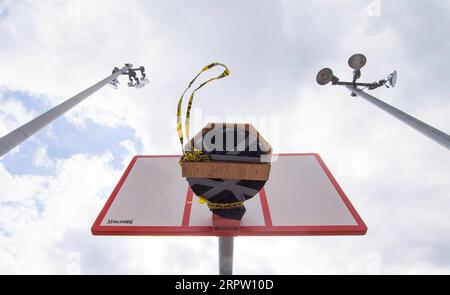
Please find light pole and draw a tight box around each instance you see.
[219,236,234,275]
[0,64,149,157]
[316,54,450,150]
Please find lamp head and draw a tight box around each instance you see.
[348,53,367,70]
[108,79,119,89]
[387,70,397,88]
[140,77,150,85]
[316,68,337,85]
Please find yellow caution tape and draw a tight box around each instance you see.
[177,63,230,162]
[179,150,210,163]
[188,196,245,209]
[198,196,244,209]
[177,63,242,210]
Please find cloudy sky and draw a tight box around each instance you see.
[0,0,449,274]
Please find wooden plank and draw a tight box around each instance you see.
[181,161,271,181]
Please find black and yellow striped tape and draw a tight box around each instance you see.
[177,62,230,162]
[193,196,245,209]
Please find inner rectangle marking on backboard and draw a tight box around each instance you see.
[101,157,186,227]
[264,155,358,226]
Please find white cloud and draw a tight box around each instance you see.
[0,149,222,274]
[119,139,136,167]
[0,163,47,203]
[0,152,118,274]
[0,94,37,136]
[33,146,54,168]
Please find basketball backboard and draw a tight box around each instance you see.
[91,154,367,236]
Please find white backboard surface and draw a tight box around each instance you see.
[92,154,367,236]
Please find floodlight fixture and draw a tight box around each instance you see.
[110,64,149,88]
[140,77,150,85]
[316,68,338,85]
[316,53,397,92]
[387,70,397,88]
[135,81,146,88]
[109,79,119,89]
[348,53,367,70]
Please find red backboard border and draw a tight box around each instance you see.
[91,154,367,236]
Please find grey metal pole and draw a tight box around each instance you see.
[347,86,450,151]
[0,65,131,157]
[219,237,234,275]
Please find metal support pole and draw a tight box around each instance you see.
[347,86,450,151]
[219,237,234,275]
[0,65,131,157]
